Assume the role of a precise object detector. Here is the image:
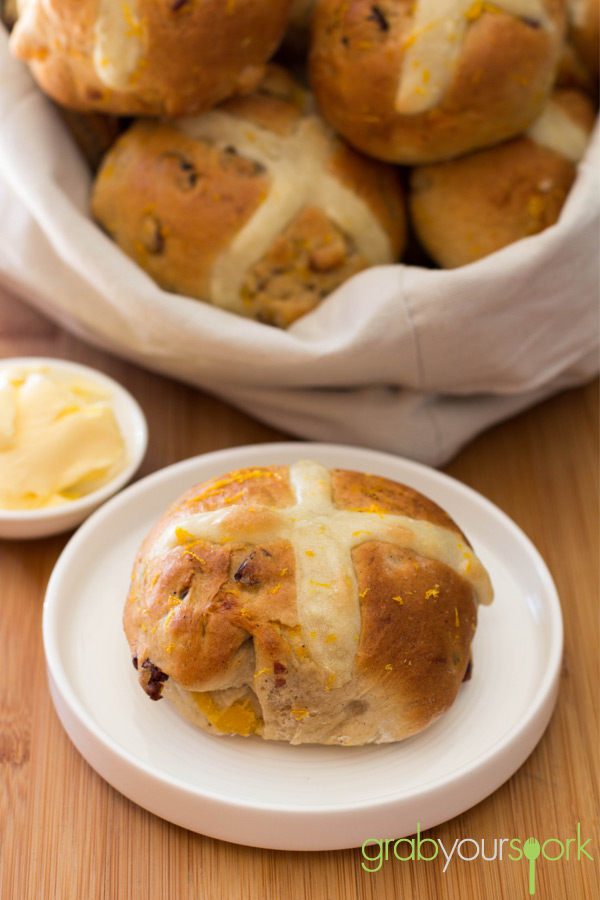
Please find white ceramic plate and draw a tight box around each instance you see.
[43,442,563,850]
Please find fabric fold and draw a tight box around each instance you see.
[0,26,597,465]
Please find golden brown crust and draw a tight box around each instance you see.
[91,72,407,326]
[10,0,293,116]
[409,143,576,267]
[309,0,567,163]
[330,468,467,536]
[219,67,310,136]
[124,462,492,744]
[167,465,295,518]
[91,120,271,299]
[326,142,407,256]
[354,542,477,737]
[130,466,295,573]
[126,538,298,691]
[408,88,595,268]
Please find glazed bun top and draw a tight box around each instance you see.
[391,0,561,115]
[309,0,567,163]
[91,67,407,326]
[10,0,293,116]
[124,461,493,745]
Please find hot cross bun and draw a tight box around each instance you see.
[124,461,493,745]
[9,0,293,116]
[91,68,407,327]
[309,0,567,164]
[408,88,596,268]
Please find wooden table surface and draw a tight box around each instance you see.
[1,286,598,900]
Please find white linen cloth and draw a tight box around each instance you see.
[0,27,598,466]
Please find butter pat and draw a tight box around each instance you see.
[0,367,127,510]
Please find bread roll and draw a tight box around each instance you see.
[91,69,407,327]
[124,461,493,746]
[566,0,599,82]
[408,88,595,268]
[9,0,293,116]
[309,0,567,164]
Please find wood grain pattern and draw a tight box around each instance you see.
[0,285,597,900]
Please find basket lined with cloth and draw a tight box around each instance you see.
[0,23,598,466]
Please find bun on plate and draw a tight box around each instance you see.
[124,461,493,745]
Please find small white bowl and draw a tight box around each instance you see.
[0,357,148,540]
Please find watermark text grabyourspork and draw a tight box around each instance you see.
[361,823,593,895]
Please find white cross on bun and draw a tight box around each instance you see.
[124,461,493,746]
[408,88,596,268]
[91,68,407,327]
[309,0,567,164]
[9,0,293,116]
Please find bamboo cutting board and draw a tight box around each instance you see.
[0,285,598,900]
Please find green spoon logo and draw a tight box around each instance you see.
[523,837,541,895]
